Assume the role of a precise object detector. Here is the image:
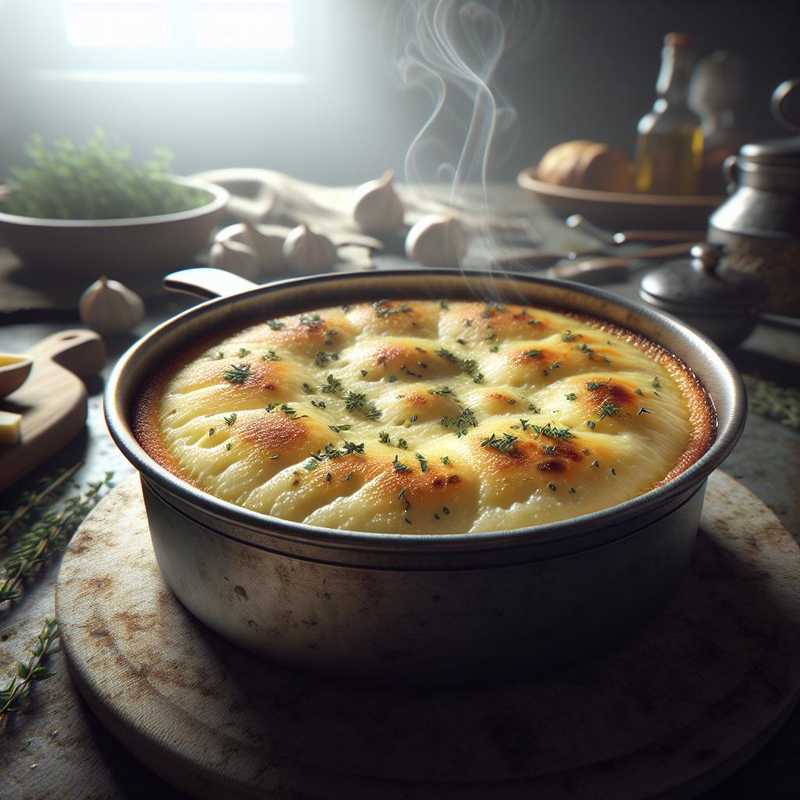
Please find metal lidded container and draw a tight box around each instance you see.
[104,268,746,685]
[709,78,800,315]
[640,242,766,348]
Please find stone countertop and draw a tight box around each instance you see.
[0,206,798,799]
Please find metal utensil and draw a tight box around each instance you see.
[495,241,695,271]
[566,214,703,246]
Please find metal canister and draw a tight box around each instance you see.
[709,78,800,315]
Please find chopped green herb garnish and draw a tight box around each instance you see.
[299,313,323,328]
[531,422,573,440]
[266,319,285,330]
[223,363,251,384]
[223,413,237,426]
[393,455,410,473]
[314,351,339,367]
[565,392,577,401]
[329,424,352,433]
[263,350,280,362]
[599,401,620,419]
[342,441,365,455]
[373,300,412,318]
[415,453,428,473]
[480,432,518,453]
[321,374,342,394]
[440,407,478,437]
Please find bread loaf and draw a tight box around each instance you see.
[538,140,634,193]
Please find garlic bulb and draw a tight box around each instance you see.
[405,215,467,267]
[282,224,338,273]
[244,223,287,270]
[79,276,144,336]
[352,170,405,235]
[209,238,261,281]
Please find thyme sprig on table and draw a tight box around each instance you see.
[0,464,81,553]
[0,618,59,729]
[0,473,114,605]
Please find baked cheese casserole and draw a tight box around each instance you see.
[135,299,714,534]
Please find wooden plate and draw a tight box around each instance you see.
[518,167,723,231]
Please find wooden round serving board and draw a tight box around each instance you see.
[0,329,105,492]
[55,472,800,800]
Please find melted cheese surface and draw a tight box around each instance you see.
[135,300,713,534]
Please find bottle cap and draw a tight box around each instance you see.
[664,32,691,48]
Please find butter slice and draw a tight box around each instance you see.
[0,410,21,445]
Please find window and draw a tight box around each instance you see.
[15,0,319,81]
[65,1,294,51]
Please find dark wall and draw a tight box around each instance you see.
[0,0,797,185]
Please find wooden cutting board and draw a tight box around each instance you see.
[55,471,800,800]
[0,329,105,491]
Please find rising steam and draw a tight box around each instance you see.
[397,1,536,195]
[395,0,543,280]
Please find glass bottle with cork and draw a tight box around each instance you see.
[635,33,704,194]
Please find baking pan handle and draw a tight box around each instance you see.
[163,268,259,300]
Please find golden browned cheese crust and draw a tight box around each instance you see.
[134,300,715,534]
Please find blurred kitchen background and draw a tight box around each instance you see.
[1,0,798,185]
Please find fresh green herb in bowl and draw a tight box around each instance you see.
[0,130,228,283]
[2,130,208,220]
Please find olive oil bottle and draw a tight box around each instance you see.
[635,33,704,195]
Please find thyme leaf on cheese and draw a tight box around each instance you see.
[223,363,250,384]
[480,432,518,453]
[440,407,478,437]
[314,351,339,367]
[299,313,323,328]
[599,401,620,419]
[321,374,343,395]
[531,422,574,440]
[373,300,412,318]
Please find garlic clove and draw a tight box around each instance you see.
[405,215,468,267]
[282,224,338,273]
[352,169,405,235]
[79,276,145,336]
[244,223,288,269]
[209,238,261,280]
